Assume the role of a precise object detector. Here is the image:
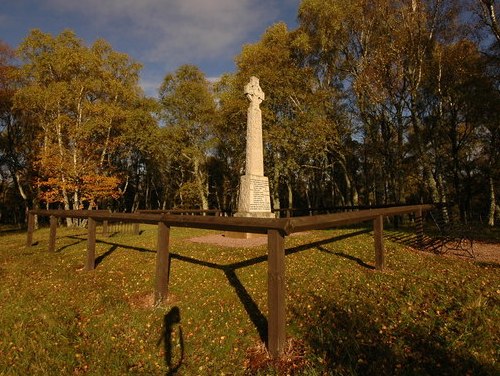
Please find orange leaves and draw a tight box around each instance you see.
[36,177,67,204]
[80,174,122,201]
[36,173,121,206]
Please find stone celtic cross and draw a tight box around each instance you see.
[235,76,272,218]
[243,76,265,176]
[244,76,265,108]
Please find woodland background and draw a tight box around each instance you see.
[0,0,499,226]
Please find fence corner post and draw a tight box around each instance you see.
[133,223,140,235]
[26,211,35,247]
[85,218,96,271]
[374,215,385,270]
[267,229,286,358]
[48,215,57,252]
[155,221,171,304]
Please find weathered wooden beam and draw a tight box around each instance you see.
[102,220,109,237]
[374,215,384,270]
[288,204,433,233]
[155,221,171,304]
[26,211,35,247]
[28,209,289,234]
[267,229,286,358]
[85,218,96,271]
[48,215,57,252]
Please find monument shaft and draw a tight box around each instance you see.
[246,104,264,176]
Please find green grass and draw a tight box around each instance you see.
[0,224,498,375]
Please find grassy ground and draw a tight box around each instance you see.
[0,224,498,375]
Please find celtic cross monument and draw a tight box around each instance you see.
[235,76,273,218]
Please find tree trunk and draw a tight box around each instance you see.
[272,164,280,212]
[488,175,496,227]
[424,163,440,203]
[62,187,72,226]
[305,181,312,215]
[193,157,208,210]
[287,180,293,210]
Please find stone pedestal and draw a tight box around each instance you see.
[236,175,272,215]
[228,175,274,239]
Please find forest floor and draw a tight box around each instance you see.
[463,241,500,263]
[0,224,498,375]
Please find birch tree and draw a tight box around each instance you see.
[158,65,216,210]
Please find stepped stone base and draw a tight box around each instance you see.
[223,231,267,239]
[226,211,275,239]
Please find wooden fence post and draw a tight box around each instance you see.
[102,220,108,236]
[48,215,57,252]
[155,221,171,304]
[26,211,35,247]
[267,229,286,358]
[133,223,140,235]
[374,215,385,270]
[416,208,424,248]
[85,218,96,271]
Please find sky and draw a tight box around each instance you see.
[0,0,301,97]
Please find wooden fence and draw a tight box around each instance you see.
[26,204,432,358]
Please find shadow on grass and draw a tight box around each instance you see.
[67,230,374,347]
[169,253,270,344]
[475,261,500,269]
[317,245,375,270]
[158,306,184,376]
[171,229,372,344]
[95,245,119,267]
[292,297,497,375]
[56,239,86,252]
[0,226,26,235]
[385,228,446,255]
[286,229,371,257]
[63,235,156,255]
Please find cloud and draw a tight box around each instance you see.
[43,0,280,67]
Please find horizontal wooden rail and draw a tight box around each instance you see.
[287,205,433,233]
[273,203,432,217]
[29,209,289,234]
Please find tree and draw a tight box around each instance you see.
[158,65,217,210]
[477,0,500,43]
[14,29,151,222]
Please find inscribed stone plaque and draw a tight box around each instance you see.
[238,175,271,213]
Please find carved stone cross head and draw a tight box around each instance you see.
[244,76,265,106]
